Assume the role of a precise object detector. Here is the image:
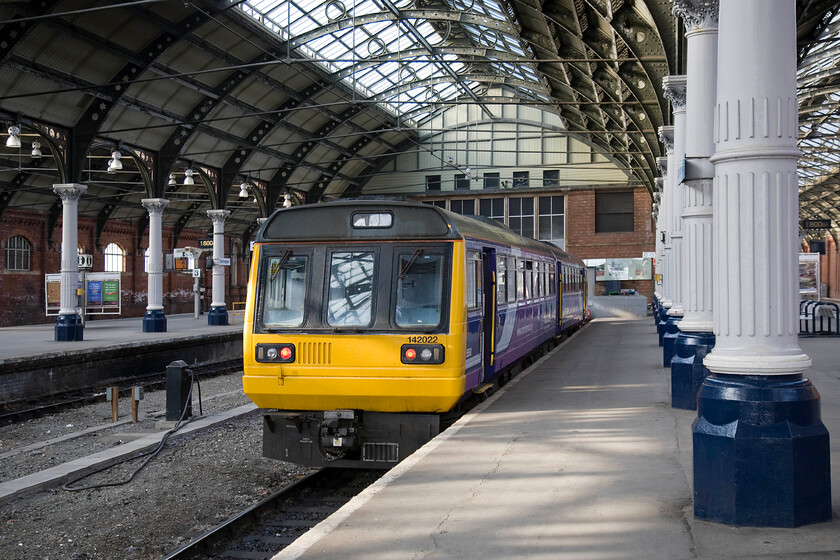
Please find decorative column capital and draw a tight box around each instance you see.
[663,75,688,111]
[142,198,170,215]
[655,177,665,192]
[673,0,719,31]
[658,125,675,152]
[207,209,231,224]
[657,156,669,175]
[53,183,87,202]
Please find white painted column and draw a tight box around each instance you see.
[663,77,687,317]
[54,185,85,315]
[207,209,231,325]
[703,0,809,375]
[658,126,675,308]
[674,0,718,333]
[142,198,169,331]
[654,174,665,299]
[53,183,87,341]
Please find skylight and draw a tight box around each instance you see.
[238,0,548,124]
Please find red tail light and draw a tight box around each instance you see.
[400,344,444,364]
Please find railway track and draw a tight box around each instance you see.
[160,468,382,560]
[0,358,243,426]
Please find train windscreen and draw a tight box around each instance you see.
[262,254,307,327]
[395,250,444,327]
[327,251,375,327]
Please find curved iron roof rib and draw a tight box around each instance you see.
[0,0,838,243]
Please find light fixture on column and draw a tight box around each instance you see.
[283,193,292,208]
[239,180,249,198]
[6,125,21,148]
[168,173,176,186]
[107,149,122,174]
[31,140,42,159]
[183,168,195,185]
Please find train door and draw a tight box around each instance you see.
[465,250,484,385]
[482,247,497,381]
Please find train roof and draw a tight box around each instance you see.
[257,200,583,266]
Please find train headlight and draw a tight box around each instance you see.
[401,344,444,364]
[256,343,296,363]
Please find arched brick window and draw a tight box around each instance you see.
[104,242,125,272]
[4,235,31,270]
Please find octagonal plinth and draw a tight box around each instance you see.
[657,308,670,347]
[55,313,84,341]
[662,316,681,367]
[671,331,715,410]
[693,375,831,527]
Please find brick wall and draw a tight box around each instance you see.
[0,208,251,327]
[565,187,656,302]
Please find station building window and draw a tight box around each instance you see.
[543,169,559,187]
[450,199,475,215]
[426,175,441,191]
[595,191,634,233]
[508,196,534,238]
[538,195,565,249]
[104,242,126,272]
[455,173,470,190]
[513,171,529,188]
[478,198,504,223]
[483,172,500,189]
[4,235,31,271]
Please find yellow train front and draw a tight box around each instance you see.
[243,200,585,468]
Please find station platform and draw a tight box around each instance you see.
[0,314,242,405]
[276,318,840,560]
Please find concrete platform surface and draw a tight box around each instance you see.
[275,318,840,560]
[0,313,242,361]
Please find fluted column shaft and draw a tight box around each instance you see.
[676,1,718,333]
[659,126,676,308]
[54,184,87,316]
[664,76,687,316]
[704,0,809,375]
[142,198,169,311]
[207,209,231,316]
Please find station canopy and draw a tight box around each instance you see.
[0,0,838,239]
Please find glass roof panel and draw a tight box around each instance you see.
[797,10,840,197]
[238,0,546,125]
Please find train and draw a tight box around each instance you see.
[242,200,587,468]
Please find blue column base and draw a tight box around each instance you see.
[143,309,167,333]
[208,306,229,326]
[55,314,84,341]
[671,331,715,410]
[662,316,681,367]
[657,308,670,347]
[693,375,832,527]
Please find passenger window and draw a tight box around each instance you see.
[262,254,308,327]
[507,257,516,303]
[396,251,444,327]
[466,251,482,310]
[496,255,506,304]
[327,251,375,327]
[524,261,532,300]
[549,264,555,295]
[516,260,525,301]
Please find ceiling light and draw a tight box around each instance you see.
[31,140,42,159]
[239,181,249,198]
[168,173,176,186]
[107,149,122,174]
[6,125,21,149]
[183,168,195,185]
